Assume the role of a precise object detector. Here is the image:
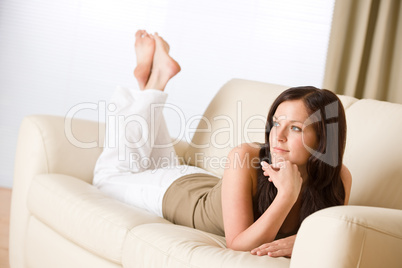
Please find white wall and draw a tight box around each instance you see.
[0,0,335,188]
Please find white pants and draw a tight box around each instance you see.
[93,87,211,217]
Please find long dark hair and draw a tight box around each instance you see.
[254,86,347,226]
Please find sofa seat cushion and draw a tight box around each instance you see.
[27,173,171,264]
[122,223,290,268]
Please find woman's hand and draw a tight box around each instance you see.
[250,235,296,257]
[261,161,302,202]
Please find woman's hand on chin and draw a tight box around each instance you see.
[250,235,296,258]
[261,160,302,202]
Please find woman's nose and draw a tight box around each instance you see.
[276,126,287,142]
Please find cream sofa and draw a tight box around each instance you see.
[10,79,402,268]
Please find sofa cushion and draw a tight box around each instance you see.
[27,173,171,264]
[25,217,122,268]
[344,99,402,209]
[122,223,290,268]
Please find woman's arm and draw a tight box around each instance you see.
[222,144,302,251]
[251,164,353,257]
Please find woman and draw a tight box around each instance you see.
[223,86,352,257]
[93,30,352,258]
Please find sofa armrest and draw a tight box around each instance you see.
[10,114,103,268]
[290,206,402,268]
[14,115,104,183]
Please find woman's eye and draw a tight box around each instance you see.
[273,121,279,127]
[291,126,302,132]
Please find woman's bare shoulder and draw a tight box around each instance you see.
[340,164,352,205]
[340,165,352,185]
[224,143,261,193]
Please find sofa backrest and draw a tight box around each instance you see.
[185,78,402,210]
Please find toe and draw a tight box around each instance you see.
[135,30,145,39]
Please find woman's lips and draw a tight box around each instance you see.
[272,147,289,153]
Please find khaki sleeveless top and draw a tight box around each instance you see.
[162,173,225,236]
[162,173,298,239]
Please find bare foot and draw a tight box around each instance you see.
[134,30,155,90]
[144,33,181,91]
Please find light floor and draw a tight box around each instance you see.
[0,187,11,268]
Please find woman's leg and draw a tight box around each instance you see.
[93,87,186,217]
[93,31,211,217]
[94,88,176,173]
[94,30,181,176]
[92,31,183,216]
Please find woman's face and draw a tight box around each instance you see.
[269,100,318,174]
